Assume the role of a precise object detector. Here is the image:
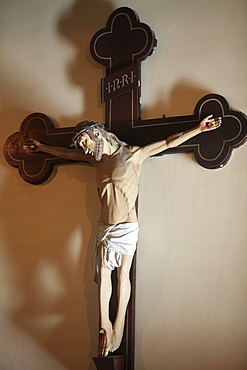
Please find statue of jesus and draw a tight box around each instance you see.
[24,115,221,357]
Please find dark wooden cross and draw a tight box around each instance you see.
[4,7,247,370]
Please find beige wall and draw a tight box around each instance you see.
[0,1,246,369]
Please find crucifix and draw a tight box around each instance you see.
[4,7,247,370]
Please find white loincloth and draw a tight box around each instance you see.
[94,222,139,283]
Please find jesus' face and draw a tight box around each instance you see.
[77,129,104,161]
[77,132,95,155]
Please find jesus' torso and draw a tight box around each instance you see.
[95,145,144,225]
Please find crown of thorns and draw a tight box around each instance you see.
[71,121,105,148]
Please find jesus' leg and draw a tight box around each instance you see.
[111,254,134,352]
[98,245,113,357]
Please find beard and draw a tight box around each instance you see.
[93,137,104,161]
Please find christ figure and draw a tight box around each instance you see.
[24,114,221,357]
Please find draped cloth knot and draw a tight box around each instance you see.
[94,222,139,283]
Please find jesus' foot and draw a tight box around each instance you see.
[111,326,124,353]
[97,328,113,357]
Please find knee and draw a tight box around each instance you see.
[100,265,111,280]
[117,268,130,284]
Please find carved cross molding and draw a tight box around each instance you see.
[4,8,247,184]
